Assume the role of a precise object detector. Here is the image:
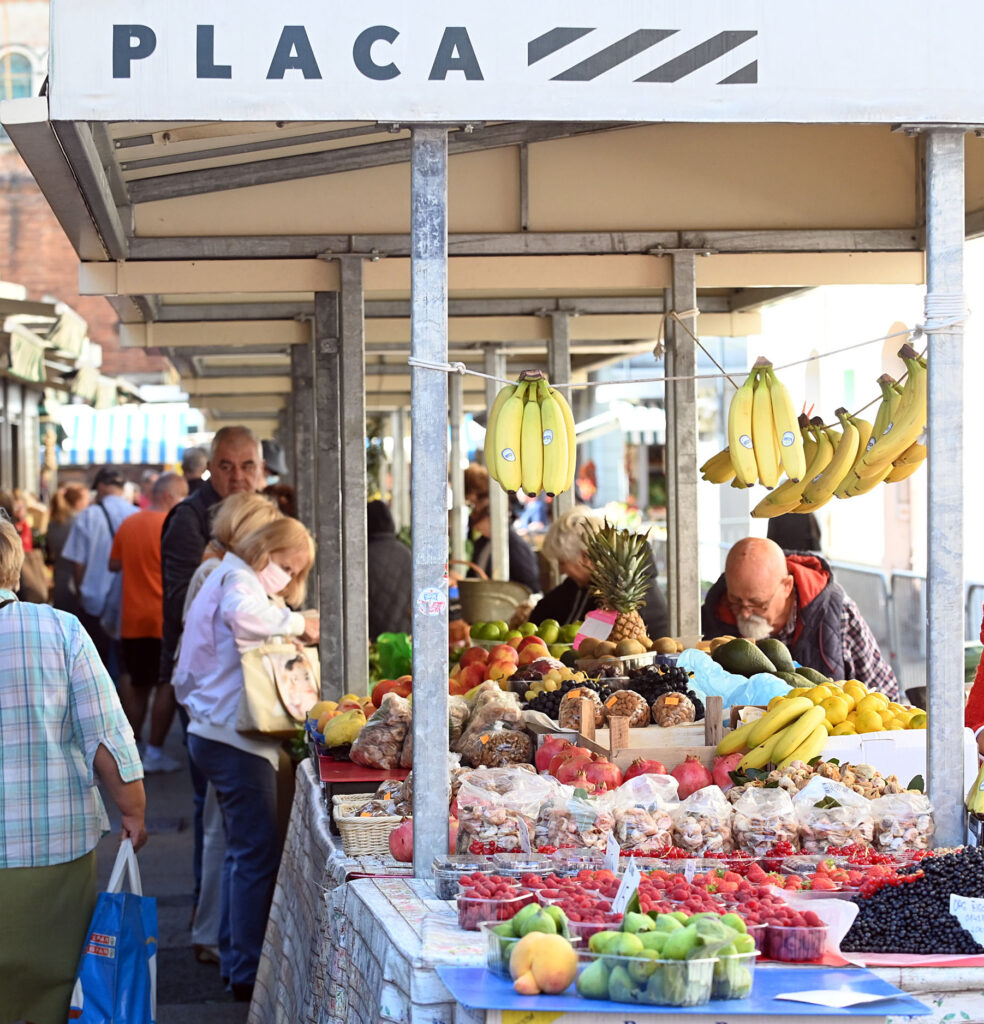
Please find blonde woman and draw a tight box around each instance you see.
[173,517,318,1001]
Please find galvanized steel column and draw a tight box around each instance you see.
[291,338,317,533]
[549,312,575,520]
[666,254,700,636]
[313,292,345,700]
[924,129,966,847]
[484,347,510,581]
[390,409,409,530]
[339,257,370,694]
[410,126,451,877]
[450,371,467,564]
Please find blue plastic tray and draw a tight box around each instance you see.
[436,965,931,1017]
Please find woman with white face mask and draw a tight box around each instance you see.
[173,516,318,1002]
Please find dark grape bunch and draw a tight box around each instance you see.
[524,678,601,717]
[625,666,705,721]
[841,847,984,955]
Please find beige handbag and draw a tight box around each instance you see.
[236,642,321,738]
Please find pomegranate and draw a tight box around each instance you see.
[670,755,714,799]
[621,757,668,782]
[549,747,595,777]
[388,817,457,862]
[536,736,573,773]
[555,755,594,786]
[569,768,596,793]
[712,752,744,792]
[582,759,623,792]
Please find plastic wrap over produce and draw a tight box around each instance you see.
[676,649,790,708]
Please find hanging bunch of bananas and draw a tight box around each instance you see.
[702,345,928,514]
[484,370,576,496]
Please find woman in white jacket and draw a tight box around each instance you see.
[174,516,318,1001]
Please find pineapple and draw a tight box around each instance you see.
[582,520,652,643]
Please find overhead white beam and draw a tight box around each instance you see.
[205,415,280,435]
[183,376,292,395]
[191,395,287,413]
[120,320,310,349]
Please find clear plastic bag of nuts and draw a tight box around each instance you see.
[671,785,733,854]
[557,688,605,730]
[870,792,935,851]
[601,689,650,727]
[652,692,695,727]
[455,767,558,854]
[732,787,800,856]
[613,774,680,853]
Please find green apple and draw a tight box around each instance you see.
[518,622,538,637]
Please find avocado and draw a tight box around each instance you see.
[758,637,796,674]
[775,670,816,688]
[796,665,833,685]
[711,638,777,677]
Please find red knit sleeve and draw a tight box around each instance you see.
[964,605,984,732]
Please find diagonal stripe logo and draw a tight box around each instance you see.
[636,30,758,83]
[528,27,596,66]
[549,29,679,82]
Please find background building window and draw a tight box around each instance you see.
[0,52,33,101]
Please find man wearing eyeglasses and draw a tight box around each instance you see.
[701,537,899,699]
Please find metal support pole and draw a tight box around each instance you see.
[484,347,510,581]
[636,441,649,514]
[665,254,700,636]
[291,338,317,532]
[924,129,966,847]
[549,312,575,520]
[449,371,467,564]
[390,409,409,530]
[410,126,451,878]
[313,292,345,700]
[339,257,370,694]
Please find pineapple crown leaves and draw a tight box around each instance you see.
[580,518,653,613]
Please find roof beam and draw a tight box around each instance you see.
[120,320,309,349]
[128,228,920,261]
[183,376,292,395]
[126,122,621,203]
[190,395,287,413]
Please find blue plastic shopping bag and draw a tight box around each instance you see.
[69,839,157,1024]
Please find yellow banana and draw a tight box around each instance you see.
[853,349,926,480]
[884,441,927,483]
[716,717,763,756]
[549,387,578,491]
[833,413,873,499]
[751,420,817,518]
[766,367,807,481]
[484,383,517,483]
[494,380,528,492]
[799,410,859,510]
[743,696,815,749]
[727,369,758,486]
[770,705,827,763]
[700,447,736,484]
[538,381,569,496]
[752,368,781,488]
[778,723,828,770]
[520,386,543,495]
[738,729,785,772]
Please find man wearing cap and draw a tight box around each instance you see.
[62,466,138,670]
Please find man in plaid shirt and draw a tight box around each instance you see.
[701,537,899,700]
[0,518,146,1024]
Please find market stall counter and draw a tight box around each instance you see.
[250,759,984,1024]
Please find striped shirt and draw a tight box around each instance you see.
[0,591,143,868]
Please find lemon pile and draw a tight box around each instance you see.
[767,680,926,735]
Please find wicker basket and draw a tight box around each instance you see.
[332,792,404,858]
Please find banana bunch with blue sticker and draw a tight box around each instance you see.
[699,346,927,515]
[485,370,577,496]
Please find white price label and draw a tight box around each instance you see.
[684,860,697,883]
[950,894,984,944]
[605,833,620,873]
[612,859,642,916]
[517,818,531,855]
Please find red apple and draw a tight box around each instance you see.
[518,645,550,666]
[458,663,486,689]
[459,646,489,668]
[488,643,519,664]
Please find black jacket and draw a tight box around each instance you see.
[528,554,669,638]
[469,531,541,594]
[367,501,413,639]
[159,480,222,683]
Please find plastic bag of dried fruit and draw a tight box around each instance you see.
[557,687,605,730]
[792,776,874,853]
[732,786,800,856]
[613,773,680,853]
[870,791,934,852]
[534,784,616,852]
[671,785,734,854]
[350,692,412,769]
[455,766,558,854]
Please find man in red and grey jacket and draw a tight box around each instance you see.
[701,537,899,700]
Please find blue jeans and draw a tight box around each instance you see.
[187,734,280,986]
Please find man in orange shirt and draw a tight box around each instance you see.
[110,471,188,772]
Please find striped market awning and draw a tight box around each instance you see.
[56,403,206,467]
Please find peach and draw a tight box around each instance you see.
[509,934,578,995]
[507,636,523,650]
[459,646,489,668]
[458,663,486,689]
[488,643,519,663]
[485,659,517,681]
[518,644,550,666]
[518,635,548,653]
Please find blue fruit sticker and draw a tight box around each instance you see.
[542,429,554,445]
[739,434,754,449]
[781,431,795,446]
[501,448,517,462]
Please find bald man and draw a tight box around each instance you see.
[701,537,899,699]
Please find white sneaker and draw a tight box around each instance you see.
[142,746,182,774]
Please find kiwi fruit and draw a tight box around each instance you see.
[615,639,647,657]
[595,640,618,657]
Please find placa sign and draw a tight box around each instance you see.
[48,0,984,124]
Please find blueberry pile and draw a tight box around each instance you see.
[626,666,706,721]
[525,678,601,718]
[841,848,984,954]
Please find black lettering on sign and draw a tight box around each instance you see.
[428,27,483,80]
[112,24,156,79]
[267,26,322,80]
[197,25,232,79]
[353,25,400,81]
